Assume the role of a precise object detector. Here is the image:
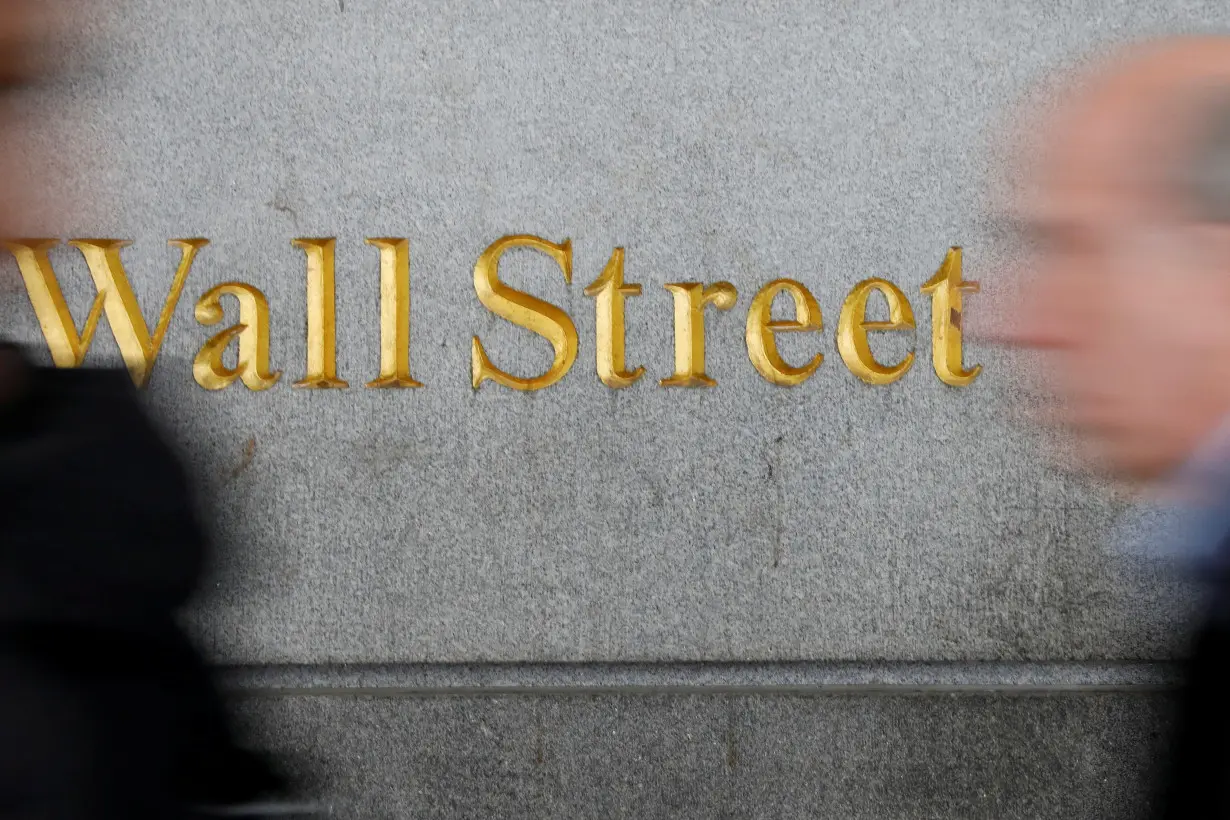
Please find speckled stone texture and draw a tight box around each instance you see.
[233,690,1172,820]
[0,0,1213,665]
[0,0,1219,815]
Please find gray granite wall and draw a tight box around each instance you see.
[0,1,1217,816]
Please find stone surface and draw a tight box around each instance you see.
[233,689,1172,819]
[0,0,1213,666]
[0,1,1211,815]
[218,659,1180,691]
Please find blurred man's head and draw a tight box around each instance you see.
[0,0,78,396]
[0,0,59,85]
[1009,37,1230,482]
[0,0,72,237]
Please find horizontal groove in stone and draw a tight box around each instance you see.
[230,684,1176,699]
[218,660,1180,695]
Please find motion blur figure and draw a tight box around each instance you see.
[1006,36,1230,818]
[0,2,288,817]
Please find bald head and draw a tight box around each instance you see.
[1015,40,1230,221]
[1007,36,1230,482]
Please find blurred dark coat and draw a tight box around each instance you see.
[0,351,279,818]
[1159,587,1230,819]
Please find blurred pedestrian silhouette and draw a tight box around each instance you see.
[0,2,291,817]
[1004,35,1230,819]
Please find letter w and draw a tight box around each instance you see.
[2,238,208,387]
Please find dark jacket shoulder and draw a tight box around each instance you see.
[0,354,206,628]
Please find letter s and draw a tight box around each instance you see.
[471,234,578,391]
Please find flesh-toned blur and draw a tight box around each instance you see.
[998,38,1230,487]
[0,0,91,239]
[0,0,80,395]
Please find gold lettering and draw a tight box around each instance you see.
[3,238,206,387]
[920,246,981,387]
[660,282,738,387]
[292,238,347,389]
[582,247,644,389]
[3,239,104,368]
[365,238,423,389]
[193,283,281,391]
[745,279,823,387]
[471,234,577,391]
[837,278,915,385]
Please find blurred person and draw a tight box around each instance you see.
[1004,36,1230,819]
[0,2,295,817]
